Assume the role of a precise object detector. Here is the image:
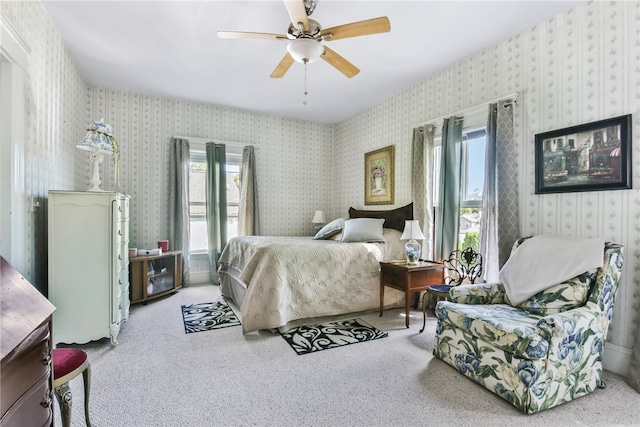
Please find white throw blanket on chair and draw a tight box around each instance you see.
[499,235,604,306]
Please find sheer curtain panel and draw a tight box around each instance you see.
[169,138,191,287]
[205,143,227,284]
[238,146,260,236]
[411,126,435,260]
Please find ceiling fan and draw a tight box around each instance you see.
[217,0,390,78]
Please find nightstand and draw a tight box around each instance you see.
[379,260,444,328]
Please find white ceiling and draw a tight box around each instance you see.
[43,0,585,124]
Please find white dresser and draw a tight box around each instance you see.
[48,191,130,345]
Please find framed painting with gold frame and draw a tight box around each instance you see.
[364,145,394,205]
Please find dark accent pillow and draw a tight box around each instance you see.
[348,203,413,232]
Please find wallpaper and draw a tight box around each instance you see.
[333,1,640,355]
[1,0,87,292]
[87,89,333,251]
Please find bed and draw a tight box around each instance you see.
[218,204,414,333]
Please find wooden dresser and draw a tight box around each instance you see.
[1,257,56,427]
[48,191,130,345]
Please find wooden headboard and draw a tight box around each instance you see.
[348,203,413,232]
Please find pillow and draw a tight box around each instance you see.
[313,218,345,240]
[348,203,413,232]
[506,269,597,316]
[340,218,385,243]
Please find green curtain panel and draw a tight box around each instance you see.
[238,146,260,236]
[205,143,227,284]
[169,138,191,287]
[434,117,463,261]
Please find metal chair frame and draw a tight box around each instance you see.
[420,247,483,333]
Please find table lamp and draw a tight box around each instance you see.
[401,220,425,265]
[311,210,326,232]
[77,118,120,192]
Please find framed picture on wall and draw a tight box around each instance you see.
[535,114,632,194]
[364,145,394,205]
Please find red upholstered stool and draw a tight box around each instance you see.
[53,348,92,427]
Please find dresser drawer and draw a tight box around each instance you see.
[115,220,128,247]
[120,196,129,220]
[113,294,127,325]
[0,323,51,416]
[114,197,129,221]
[0,376,52,427]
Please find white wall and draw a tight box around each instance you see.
[332,1,640,375]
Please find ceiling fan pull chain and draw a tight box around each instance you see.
[303,60,309,106]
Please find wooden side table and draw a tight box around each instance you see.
[129,250,183,304]
[379,260,444,328]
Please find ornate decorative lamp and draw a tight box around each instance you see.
[77,118,120,192]
[311,210,326,232]
[400,220,425,265]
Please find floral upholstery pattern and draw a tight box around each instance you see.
[433,240,623,413]
[450,282,506,305]
[506,269,598,316]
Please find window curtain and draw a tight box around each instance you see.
[411,125,435,260]
[168,138,191,287]
[434,117,463,261]
[479,100,519,282]
[237,146,260,236]
[205,143,227,284]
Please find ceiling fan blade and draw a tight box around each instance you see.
[321,46,360,78]
[217,31,287,41]
[284,0,309,32]
[270,53,295,78]
[319,17,390,41]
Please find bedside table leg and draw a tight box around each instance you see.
[419,291,429,333]
[379,281,384,317]
[405,291,411,328]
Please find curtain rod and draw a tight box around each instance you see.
[413,92,519,129]
[172,135,259,150]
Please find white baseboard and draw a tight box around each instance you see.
[189,270,211,285]
[603,342,632,376]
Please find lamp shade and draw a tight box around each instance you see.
[311,210,326,224]
[77,118,115,154]
[400,220,426,240]
[287,38,324,64]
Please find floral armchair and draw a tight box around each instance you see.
[432,238,624,414]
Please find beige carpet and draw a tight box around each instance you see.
[55,284,639,427]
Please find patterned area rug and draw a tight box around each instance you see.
[281,318,388,355]
[181,301,240,333]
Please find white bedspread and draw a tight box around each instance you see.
[218,229,406,333]
[499,235,604,305]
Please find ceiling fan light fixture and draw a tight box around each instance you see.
[287,38,324,63]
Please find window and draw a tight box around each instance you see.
[459,128,485,252]
[433,125,486,253]
[188,148,242,253]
